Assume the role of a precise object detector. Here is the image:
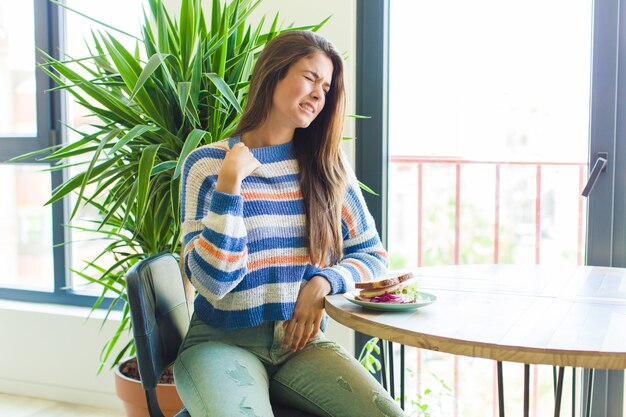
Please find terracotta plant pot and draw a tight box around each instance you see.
[114,358,184,417]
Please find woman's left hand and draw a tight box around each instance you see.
[283,276,332,352]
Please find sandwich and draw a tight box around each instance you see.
[355,272,415,303]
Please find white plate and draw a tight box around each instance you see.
[343,291,437,311]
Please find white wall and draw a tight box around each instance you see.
[0,300,131,409]
[0,0,357,410]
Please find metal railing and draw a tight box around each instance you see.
[390,156,588,266]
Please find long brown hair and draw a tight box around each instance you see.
[233,30,348,266]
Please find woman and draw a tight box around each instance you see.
[175,30,406,417]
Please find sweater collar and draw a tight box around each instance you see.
[229,136,295,163]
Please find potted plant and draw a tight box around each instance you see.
[15,0,326,414]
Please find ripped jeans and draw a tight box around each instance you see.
[173,313,407,417]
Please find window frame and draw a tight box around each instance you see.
[583,0,626,413]
[354,0,390,362]
[0,0,117,309]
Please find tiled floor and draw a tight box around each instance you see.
[0,393,124,417]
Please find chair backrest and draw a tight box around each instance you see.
[127,253,190,390]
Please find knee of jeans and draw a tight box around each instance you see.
[174,348,268,417]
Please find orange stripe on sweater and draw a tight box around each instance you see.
[344,259,368,279]
[248,255,310,271]
[242,190,303,200]
[197,238,247,263]
[373,250,388,260]
[342,205,357,238]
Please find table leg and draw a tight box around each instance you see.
[554,366,565,417]
[400,344,405,410]
[497,361,505,417]
[389,341,395,400]
[524,364,530,417]
[584,369,594,417]
[378,338,387,391]
[571,368,576,417]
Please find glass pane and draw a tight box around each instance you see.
[389,0,591,269]
[0,0,37,136]
[63,1,146,294]
[388,0,592,415]
[64,0,146,130]
[0,165,53,291]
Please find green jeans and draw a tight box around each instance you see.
[173,314,407,417]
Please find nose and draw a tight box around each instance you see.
[310,84,323,101]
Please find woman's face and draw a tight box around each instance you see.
[269,52,334,131]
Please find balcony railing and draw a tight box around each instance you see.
[389,156,588,267]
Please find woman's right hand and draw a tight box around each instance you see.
[216,142,261,195]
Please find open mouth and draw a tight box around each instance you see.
[299,103,315,114]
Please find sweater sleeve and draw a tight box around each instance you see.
[315,165,388,295]
[180,146,249,301]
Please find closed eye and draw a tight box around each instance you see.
[303,71,330,95]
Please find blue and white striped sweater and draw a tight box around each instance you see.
[181,136,388,328]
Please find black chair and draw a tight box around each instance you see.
[127,253,316,417]
[127,253,191,417]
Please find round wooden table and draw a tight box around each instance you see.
[325,264,626,416]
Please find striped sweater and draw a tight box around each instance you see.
[181,136,388,328]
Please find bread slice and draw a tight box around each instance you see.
[355,272,413,290]
[359,282,405,298]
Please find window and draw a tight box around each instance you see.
[0,0,145,306]
[356,0,626,415]
[63,0,145,295]
[0,0,58,301]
